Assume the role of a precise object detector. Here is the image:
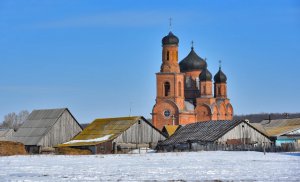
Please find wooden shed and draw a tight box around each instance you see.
[158,120,272,152]
[12,108,82,153]
[251,118,300,150]
[58,116,166,154]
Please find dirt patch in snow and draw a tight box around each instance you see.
[56,147,92,155]
[0,141,27,156]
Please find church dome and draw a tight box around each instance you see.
[199,68,212,81]
[162,31,179,45]
[179,47,207,72]
[214,67,227,83]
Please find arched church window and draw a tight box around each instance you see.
[196,77,200,89]
[164,82,170,96]
[218,86,221,96]
[178,82,182,97]
[167,51,169,61]
[186,77,192,88]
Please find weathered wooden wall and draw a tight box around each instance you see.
[217,122,271,146]
[38,110,82,148]
[113,120,166,147]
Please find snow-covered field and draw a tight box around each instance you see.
[0,151,299,181]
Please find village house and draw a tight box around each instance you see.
[157,120,272,152]
[11,108,82,153]
[251,118,300,151]
[58,116,166,154]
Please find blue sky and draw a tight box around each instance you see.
[0,0,299,123]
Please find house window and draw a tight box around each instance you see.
[164,82,170,96]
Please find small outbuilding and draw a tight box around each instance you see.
[251,118,300,150]
[58,116,166,154]
[12,108,82,153]
[158,120,272,152]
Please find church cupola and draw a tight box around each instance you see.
[160,31,180,73]
[199,67,213,97]
[179,45,207,73]
[162,31,179,45]
[214,66,227,83]
[214,61,227,98]
[199,68,212,81]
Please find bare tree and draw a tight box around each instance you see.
[1,110,29,130]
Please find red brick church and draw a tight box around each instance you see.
[152,31,234,130]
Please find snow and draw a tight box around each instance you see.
[63,134,112,144]
[0,151,299,181]
[128,148,156,154]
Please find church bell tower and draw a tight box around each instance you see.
[152,31,185,130]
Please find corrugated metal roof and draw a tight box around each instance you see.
[251,118,300,137]
[12,108,66,145]
[162,125,180,137]
[59,116,144,147]
[160,120,241,145]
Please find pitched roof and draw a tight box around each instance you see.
[160,120,242,145]
[59,116,156,147]
[12,108,69,145]
[0,129,14,140]
[251,118,300,137]
[162,125,180,137]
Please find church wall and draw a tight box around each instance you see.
[214,83,227,98]
[153,101,179,130]
[178,113,197,125]
[156,73,185,110]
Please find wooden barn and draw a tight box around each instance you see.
[12,108,82,153]
[158,120,272,152]
[0,129,14,141]
[251,118,300,151]
[58,116,166,154]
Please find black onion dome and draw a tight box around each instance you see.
[162,31,179,45]
[179,47,207,72]
[199,68,212,81]
[214,68,227,83]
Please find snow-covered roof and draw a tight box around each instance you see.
[251,118,300,137]
[59,116,157,147]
